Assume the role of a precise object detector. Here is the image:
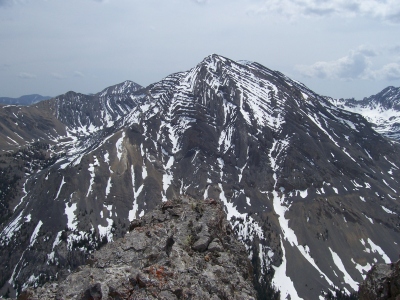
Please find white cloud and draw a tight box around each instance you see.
[370,63,400,81]
[73,71,85,78]
[297,45,400,81]
[0,0,29,7]
[51,72,66,80]
[192,0,208,4]
[296,47,376,80]
[0,0,106,7]
[249,0,400,23]
[1,64,11,70]
[390,45,400,54]
[18,72,36,79]
[0,0,397,99]
[0,0,13,6]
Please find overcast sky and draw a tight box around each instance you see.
[1,0,399,99]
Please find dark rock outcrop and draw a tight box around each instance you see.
[359,259,400,300]
[19,196,257,299]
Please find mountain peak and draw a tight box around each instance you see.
[1,55,400,299]
[197,53,235,70]
[202,53,228,62]
[98,80,143,97]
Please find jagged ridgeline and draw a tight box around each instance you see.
[0,54,399,299]
[329,86,400,140]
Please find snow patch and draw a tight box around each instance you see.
[329,247,359,291]
[116,131,126,161]
[128,165,139,221]
[29,220,43,248]
[382,179,397,193]
[246,197,251,206]
[55,176,66,200]
[105,177,112,197]
[296,189,308,198]
[381,206,396,214]
[162,156,174,202]
[65,202,78,230]
[351,258,371,280]
[98,218,114,243]
[363,214,373,224]
[86,156,99,197]
[360,238,391,263]
[272,240,303,300]
[13,181,27,212]
[0,210,25,245]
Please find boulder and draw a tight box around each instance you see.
[359,259,400,300]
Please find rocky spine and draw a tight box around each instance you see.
[19,196,257,300]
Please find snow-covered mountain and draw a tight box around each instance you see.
[0,55,399,300]
[330,86,400,141]
[0,80,143,152]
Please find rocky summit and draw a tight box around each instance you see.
[0,54,399,299]
[18,196,257,300]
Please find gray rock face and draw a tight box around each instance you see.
[19,196,256,299]
[359,259,400,300]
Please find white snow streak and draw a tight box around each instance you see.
[162,156,174,202]
[65,202,78,230]
[55,176,66,200]
[86,156,99,198]
[105,177,112,197]
[382,206,396,214]
[29,221,43,247]
[128,165,139,221]
[272,240,302,300]
[360,238,391,264]
[329,247,359,291]
[116,131,125,161]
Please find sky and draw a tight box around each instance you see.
[0,0,399,99]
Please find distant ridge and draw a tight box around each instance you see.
[329,86,400,140]
[0,94,52,106]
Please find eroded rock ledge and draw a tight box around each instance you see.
[19,196,256,299]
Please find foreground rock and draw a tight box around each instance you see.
[359,259,400,300]
[19,196,256,299]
